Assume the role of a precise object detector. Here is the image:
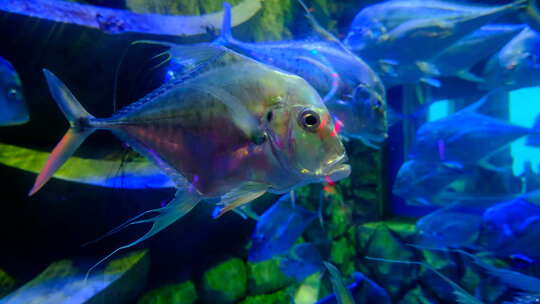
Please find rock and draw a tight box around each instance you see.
[363,226,418,296]
[200,258,247,304]
[247,258,292,295]
[329,233,356,277]
[2,250,150,304]
[420,250,458,299]
[0,268,17,298]
[398,286,437,304]
[238,288,291,304]
[325,193,353,239]
[137,280,197,304]
[356,220,416,254]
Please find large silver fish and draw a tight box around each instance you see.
[30,45,350,266]
[0,56,28,126]
[205,2,387,148]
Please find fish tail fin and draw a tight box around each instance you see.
[526,114,540,147]
[28,69,96,196]
[215,2,236,45]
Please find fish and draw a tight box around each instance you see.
[410,94,540,168]
[278,243,324,281]
[207,2,388,148]
[0,142,173,189]
[0,57,28,126]
[432,24,525,81]
[415,204,484,249]
[323,262,355,304]
[248,194,317,262]
[480,196,540,258]
[392,160,467,205]
[381,24,525,87]
[2,0,262,37]
[345,1,524,65]
[30,45,349,271]
[345,0,510,51]
[483,27,540,91]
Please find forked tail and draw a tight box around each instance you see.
[28,70,97,196]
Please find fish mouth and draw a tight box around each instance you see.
[322,154,351,182]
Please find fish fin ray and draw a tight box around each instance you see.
[29,70,96,196]
[85,189,200,279]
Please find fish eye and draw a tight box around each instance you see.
[6,88,19,101]
[266,111,273,122]
[252,132,267,145]
[298,109,320,132]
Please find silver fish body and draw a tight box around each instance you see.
[0,56,28,126]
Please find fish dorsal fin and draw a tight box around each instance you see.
[459,89,505,115]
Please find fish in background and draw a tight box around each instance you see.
[409,94,540,169]
[415,204,485,249]
[30,45,350,271]
[344,1,524,80]
[381,24,525,87]
[483,27,540,91]
[248,194,317,262]
[392,160,468,205]
[203,2,388,148]
[0,56,28,126]
[480,196,540,259]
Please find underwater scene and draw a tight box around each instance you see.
[3,0,540,303]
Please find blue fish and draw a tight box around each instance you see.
[0,57,28,126]
[248,194,316,262]
[346,1,523,65]
[208,2,388,148]
[392,160,467,205]
[279,243,323,281]
[480,196,540,258]
[410,94,540,167]
[483,26,540,91]
[415,204,484,249]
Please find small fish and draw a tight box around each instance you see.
[248,194,317,262]
[210,2,387,148]
[279,243,324,281]
[415,204,484,249]
[483,27,540,91]
[31,45,349,272]
[0,57,28,126]
[410,94,540,167]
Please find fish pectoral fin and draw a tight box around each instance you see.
[85,188,200,278]
[419,77,441,88]
[415,61,440,76]
[456,70,485,83]
[215,182,268,218]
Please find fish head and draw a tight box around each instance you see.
[0,58,28,126]
[265,78,350,188]
[326,81,388,146]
